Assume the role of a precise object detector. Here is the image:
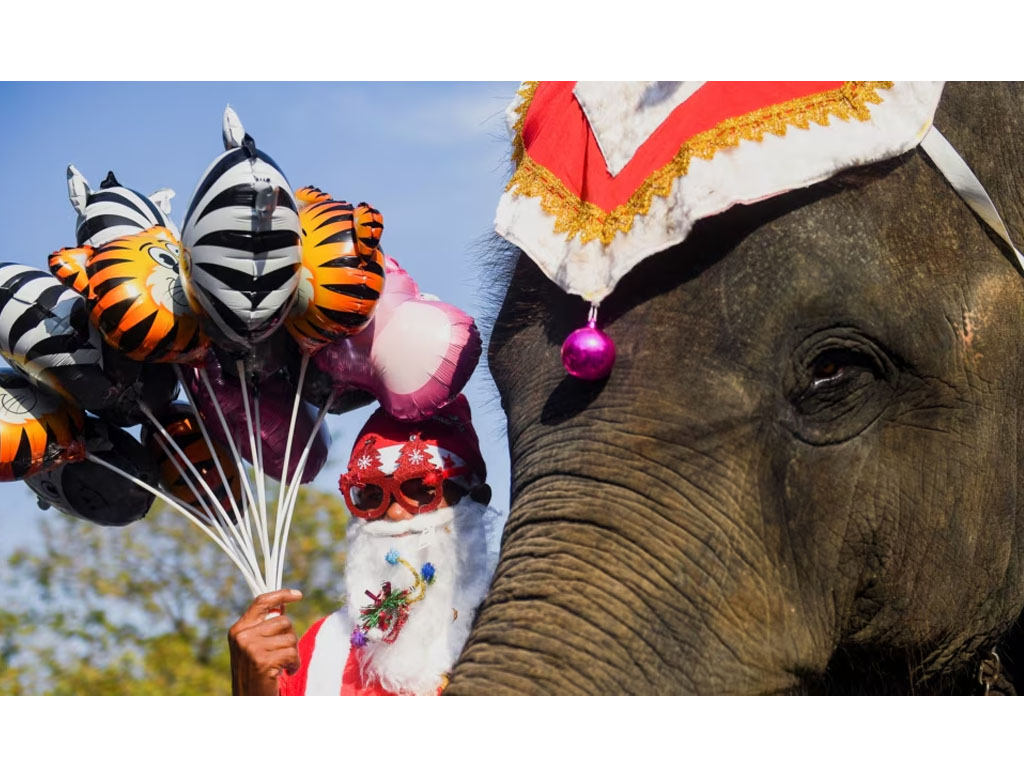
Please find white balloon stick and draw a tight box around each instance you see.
[154,434,266,594]
[270,353,309,586]
[171,364,260,566]
[85,453,263,597]
[236,359,271,569]
[275,394,334,590]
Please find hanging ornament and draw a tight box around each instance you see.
[495,82,947,378]
[561,303,615,380]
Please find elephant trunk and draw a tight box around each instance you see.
[447,471,834,695]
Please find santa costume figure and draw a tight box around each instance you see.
[229,394,499,696]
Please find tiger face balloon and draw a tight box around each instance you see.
[286,186,386,355]
[86,226,208,365]
[0,370,85,482]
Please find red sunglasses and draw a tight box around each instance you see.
[340,434,469,519]
[339,474,444,519]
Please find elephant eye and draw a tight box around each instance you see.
[785,331,896,445]
[808,349,878,389]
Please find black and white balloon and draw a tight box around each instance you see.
[26,417,158,526]
[0,263,176,422]
[181,106,301,353]
[67,165,178,248]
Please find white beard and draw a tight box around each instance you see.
[342,497,500,695]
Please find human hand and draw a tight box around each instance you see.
[228,589,303,696]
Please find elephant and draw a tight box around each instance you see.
[445,82,1024,694]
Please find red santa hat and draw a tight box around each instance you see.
[347,394,486,491]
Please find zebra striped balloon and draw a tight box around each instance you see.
[68,166,179,248]
[0,263,110,409]
[181,108,301,351]
[0,263,177,424]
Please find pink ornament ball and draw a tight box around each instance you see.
[561,322,616,380]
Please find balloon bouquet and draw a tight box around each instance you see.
[1,107,481,597]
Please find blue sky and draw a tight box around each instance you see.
[0,82,519,557]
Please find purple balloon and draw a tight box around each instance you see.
[188,351,330,484]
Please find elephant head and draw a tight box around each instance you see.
[447,82,1024,694]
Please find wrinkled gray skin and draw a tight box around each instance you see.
[446,82,1024,694]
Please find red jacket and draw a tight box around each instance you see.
[278,612,442,696]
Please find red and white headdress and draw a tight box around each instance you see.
[492,82,1021,380]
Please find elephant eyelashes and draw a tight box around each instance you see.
[808,349,877,389]
[785,332,894,445]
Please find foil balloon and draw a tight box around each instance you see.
[302,363,376,415]
[181,106,301,352]
[26,417,158,526]
[49,245,91,295]
[213,326,300,386]
[0,263,178,422]
[68,166,178,248]
[141,403,241,521]
[0,262,116,409]
[311,256,481,421]
[286,185,386,355]
[0,369,85,481]
[86,226,208,364]
[189,350,330,484]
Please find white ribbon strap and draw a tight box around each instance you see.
[919,127,1024,273]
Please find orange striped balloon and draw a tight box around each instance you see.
[86,226,208,364]
[48,245,92,296]
[286,187,386,355]
[0,370,85,482]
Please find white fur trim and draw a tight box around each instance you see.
[303,611,352,695]
[496,81,945,303]
[373,443,466,476]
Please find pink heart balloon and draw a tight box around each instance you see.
[312,256,480,421]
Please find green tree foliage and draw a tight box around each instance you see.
[0,485,348,695]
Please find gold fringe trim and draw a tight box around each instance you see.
[506,81,894,245]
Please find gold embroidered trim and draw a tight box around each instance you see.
[509,80,540,169]
[506,81,894,245]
